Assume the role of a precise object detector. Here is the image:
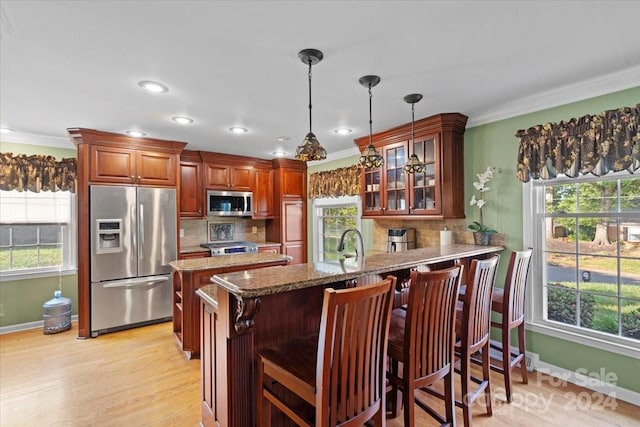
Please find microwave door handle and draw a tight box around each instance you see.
[139,203,144,260]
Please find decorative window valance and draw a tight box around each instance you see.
[0,153,77,193]
[308,164,361,199]
[515,104,639,182]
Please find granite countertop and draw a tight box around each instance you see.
[170,253,292,272]
[209,244,504,299]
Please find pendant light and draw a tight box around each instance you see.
[295,48,327,162]
[403,93,426,174]
[358,75,383,169]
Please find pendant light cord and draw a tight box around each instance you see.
[368,84,373,146]
[308,60,313,133]
[411,102,415,145]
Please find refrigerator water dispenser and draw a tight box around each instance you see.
[96,219,123,254]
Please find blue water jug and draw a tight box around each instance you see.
[43,290,72,334]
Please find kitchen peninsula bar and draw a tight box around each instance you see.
[196,244,503,427]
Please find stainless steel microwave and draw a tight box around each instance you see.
[207,190,252,216]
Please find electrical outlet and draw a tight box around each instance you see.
[252,226,257,234]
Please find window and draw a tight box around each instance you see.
[312,196,361,262]
[0,190,76,276]
[525,173,640,355]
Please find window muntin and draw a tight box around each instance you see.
[313,196,361,262]
[535,174,639,344]
[0,190,76,274]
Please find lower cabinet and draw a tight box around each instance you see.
[200,299,217,426]
[257,244,281,254]
[178,251,210,260]
[172,259,289,359]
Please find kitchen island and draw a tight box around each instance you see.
[169,253,291,359]
[195,244,503,427]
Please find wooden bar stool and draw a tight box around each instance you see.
[256,277,395,427]
[489,248,533,403]
[453,255,499,427]
[386,265,463,427]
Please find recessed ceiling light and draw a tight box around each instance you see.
[0,127,16,134]
[272,151,287,157]
[137,80,169,93]
[126,130,146,137]
[334,128,352,135]
[172,116,194,125]
[276,136,290,142]
[229,127,248,134]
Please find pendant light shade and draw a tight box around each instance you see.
[358,75,383,169]
[295,48,327,162]
[403,93,425,174]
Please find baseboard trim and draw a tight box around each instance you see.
[535,360,640,407]
[0,315,78,335]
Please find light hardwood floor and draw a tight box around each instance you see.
[1,322,638,426]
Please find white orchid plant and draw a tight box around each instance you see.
[468,166,501,234]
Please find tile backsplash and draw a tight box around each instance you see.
[180,218,266,248]
[371,218,505,252]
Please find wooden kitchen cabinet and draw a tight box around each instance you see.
[356,113,467,219]
[252,162,274,219]
[257,243,280,254]
[179,150,204,218]
[172,257,290,359]
[266,159,307,264]
[178,251,210,260]
[201,152,254,191]
[89,145,177,186]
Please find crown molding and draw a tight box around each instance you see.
[467,64,640,128]
[1,131,73,149]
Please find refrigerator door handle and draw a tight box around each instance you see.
[102,276,169,288]
[130,205,136,261]
[139,203,144,260]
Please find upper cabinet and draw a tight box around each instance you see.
[179,150,204,218]
[69,128,186,188]
[253,161,274,219]
[266,159,307,265]
[201,152,254,191]
[355,113,467,219]
[90,146,178,186]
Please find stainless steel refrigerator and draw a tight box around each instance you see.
[89,185,176,337]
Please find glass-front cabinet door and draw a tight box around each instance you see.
[383,142,409,214]
[362,166,382,215]
[409,135,440,215]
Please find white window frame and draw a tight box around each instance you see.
[312,196,361,262]
[0,191,77,281]
[523,172,640,359]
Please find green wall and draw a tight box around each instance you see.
[0,141,78,328]
[465,86,640,394]
[306,87,640,394]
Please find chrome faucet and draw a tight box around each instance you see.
[337,228,365,259]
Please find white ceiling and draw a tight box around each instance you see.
[2,1,640,161]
